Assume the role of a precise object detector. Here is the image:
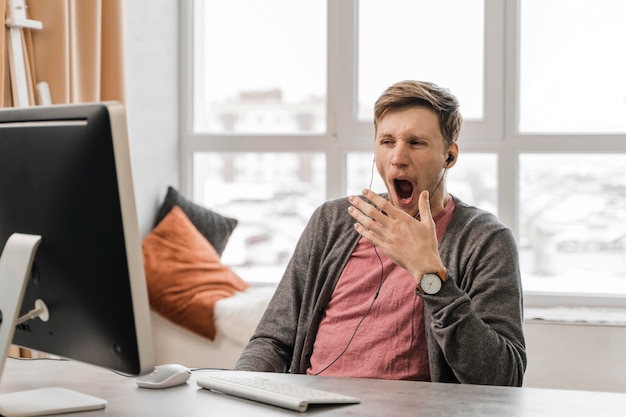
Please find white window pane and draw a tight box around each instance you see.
[193,153,326,282]
[346,153,385,196]
[519,0,626,133]
[446,153,497,215]
[193,0,326,134]
[519,154,626,295]
[346,153,497,214]
[357,0,484,121]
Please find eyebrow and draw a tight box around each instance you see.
[377,132,430,142]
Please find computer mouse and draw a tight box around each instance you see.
[136,364,192,389]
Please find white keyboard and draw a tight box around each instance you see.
[196,373,361,413]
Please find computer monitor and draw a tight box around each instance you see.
[0,102,155,416]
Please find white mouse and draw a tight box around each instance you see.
[136,364,191,389]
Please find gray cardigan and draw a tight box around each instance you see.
[235,196,527,387]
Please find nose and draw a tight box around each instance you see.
[390,141,409,166]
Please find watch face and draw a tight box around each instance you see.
[421,273,442,294]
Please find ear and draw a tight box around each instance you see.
[444,143,459,168]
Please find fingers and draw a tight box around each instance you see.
[417,190,434,224]
[348,190,388,221]
[417,190,438,245]
[347,198,379,231]
[347,191,389,243]
[348,189,440,275]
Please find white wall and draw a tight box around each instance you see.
[123,0,179,237]
[523,321,626,393]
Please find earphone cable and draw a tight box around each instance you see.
[312,246,385,376]
[313,160,383,376]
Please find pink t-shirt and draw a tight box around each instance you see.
[307,198,456,380]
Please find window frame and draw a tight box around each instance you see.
[179,0,626,308]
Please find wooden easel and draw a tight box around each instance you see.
[4,0,47,359]
[5,0,49,107]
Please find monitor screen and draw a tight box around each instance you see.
[0,102,154,378]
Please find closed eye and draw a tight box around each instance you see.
[406,135,431,147]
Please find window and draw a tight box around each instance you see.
[193,152,325,282]
[181,0,626,304]
[357,0,485,121]
[516,0,626,300]
[519,0,626,133]
[519,154,626,295]
[192,0,326,134]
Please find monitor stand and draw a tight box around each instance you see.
[0,233,106,417]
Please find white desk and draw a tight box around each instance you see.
[1,358,626,416]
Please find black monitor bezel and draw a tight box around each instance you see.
[0,102,154,376]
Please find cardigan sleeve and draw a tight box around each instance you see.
[234,215,317,373]
[422,204,527,386]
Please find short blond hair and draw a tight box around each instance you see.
[374,80,463,148]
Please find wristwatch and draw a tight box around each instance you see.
[415,269,447,295]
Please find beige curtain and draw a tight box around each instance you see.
[3,0,125,357]
[1,0,125,107]
[1,0,4,105]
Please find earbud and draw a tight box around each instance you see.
[446,154,455,164]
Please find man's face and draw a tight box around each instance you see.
[374,106,450,217]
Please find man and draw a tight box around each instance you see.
[235,80,526,386]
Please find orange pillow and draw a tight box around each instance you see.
[142,206,248,340]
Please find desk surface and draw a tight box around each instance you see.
[1,358,626,416]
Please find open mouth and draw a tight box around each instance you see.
[394,179,414,201]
